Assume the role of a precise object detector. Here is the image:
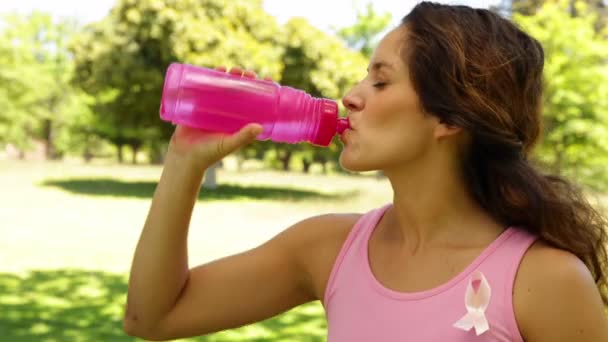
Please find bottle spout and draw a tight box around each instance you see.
[336,117,350,134]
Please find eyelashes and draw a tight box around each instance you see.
[373,82,387,89]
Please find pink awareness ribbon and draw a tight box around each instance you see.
[453,271,491,336]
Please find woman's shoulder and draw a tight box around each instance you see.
[284,212,363,301]
[284,212,363,246]
[515,240,594,294]
[513,241,607,340]
[291,212,364,263]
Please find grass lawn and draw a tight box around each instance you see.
[0,159,392,341]
[2,159,606,340]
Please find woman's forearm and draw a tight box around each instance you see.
[124,151,205,331]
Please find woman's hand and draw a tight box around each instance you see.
[167,66,270,170]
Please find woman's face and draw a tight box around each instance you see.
[339,26,442,173]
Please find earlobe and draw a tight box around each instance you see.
[434,121,463,139]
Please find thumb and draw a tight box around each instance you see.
[220,123,263,154]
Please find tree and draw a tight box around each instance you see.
[0,12,81,159]
[336,1,392,58]
[516,0,608,190]
[232,3,389,174]
[511,0,549,15]
[266,18,367,173]
[70,0,368,180]
[0,22,36,157]
[495,0,608,30]
[70,0,284,165]
[332,1,392,176]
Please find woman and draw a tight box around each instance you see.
[123,2,608,341]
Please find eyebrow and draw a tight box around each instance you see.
[366,61,395,73]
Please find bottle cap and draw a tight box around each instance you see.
[336,118,350,134]
[311,100,339,146]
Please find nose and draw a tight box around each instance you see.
[342,91,364,113]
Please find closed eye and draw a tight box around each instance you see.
[373,82,387,89]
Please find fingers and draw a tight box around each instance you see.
[218,123,263,156]
[243,70,257,79]
[229,67,243,76]
[217,66,265,80]
[229,67,257,79]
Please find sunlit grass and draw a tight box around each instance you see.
[0,270,326,341]
[2,159,605,340]
[0,159,391,340]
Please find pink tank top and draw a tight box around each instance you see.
[324,204,538,341]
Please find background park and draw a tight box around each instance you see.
[1,0,607,340]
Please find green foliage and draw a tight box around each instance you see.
[335,2,393,58]
[513,0,607,14]
[1,1,378,169]
[70,0,285,163]
[243,17,368,173]
[516,0,608,190]
[510,0,607,29]
[511,0,550,15]
[266,12,366,173]
[0,12,83,158]
[282,18,367,100]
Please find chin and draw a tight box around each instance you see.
[339,151,378,172]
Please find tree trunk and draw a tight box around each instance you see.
[278,150,292,171]
[131,144,140,164]
[554,146,564,175]
[82,134,93,163]
[42,119,58,160]
[83,148,93,163]
[569,0,577,17]
[314,156,328,174]
[302,158,312,173]
[117,144,124,164]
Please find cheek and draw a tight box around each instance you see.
[346,112,434,165]
[365,87,421,127]
[340,91,432,170]
[364,100,424,141]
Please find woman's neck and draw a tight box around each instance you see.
[382,156,503,254]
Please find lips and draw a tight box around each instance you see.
[339,117,354,144]
[339,128,352,144]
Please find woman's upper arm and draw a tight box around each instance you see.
[145,213,353,340]
[514,244,608,342]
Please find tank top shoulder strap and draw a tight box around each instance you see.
[324,204,392,306]
[485,227,538,290]
[476,227,538,341]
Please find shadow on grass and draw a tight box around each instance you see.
[0,270,326,341]
[41,178,356,202]
[0,270,130,341]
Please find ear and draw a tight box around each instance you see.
[434,120,463,139]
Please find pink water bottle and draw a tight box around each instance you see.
[159,63,350,146]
